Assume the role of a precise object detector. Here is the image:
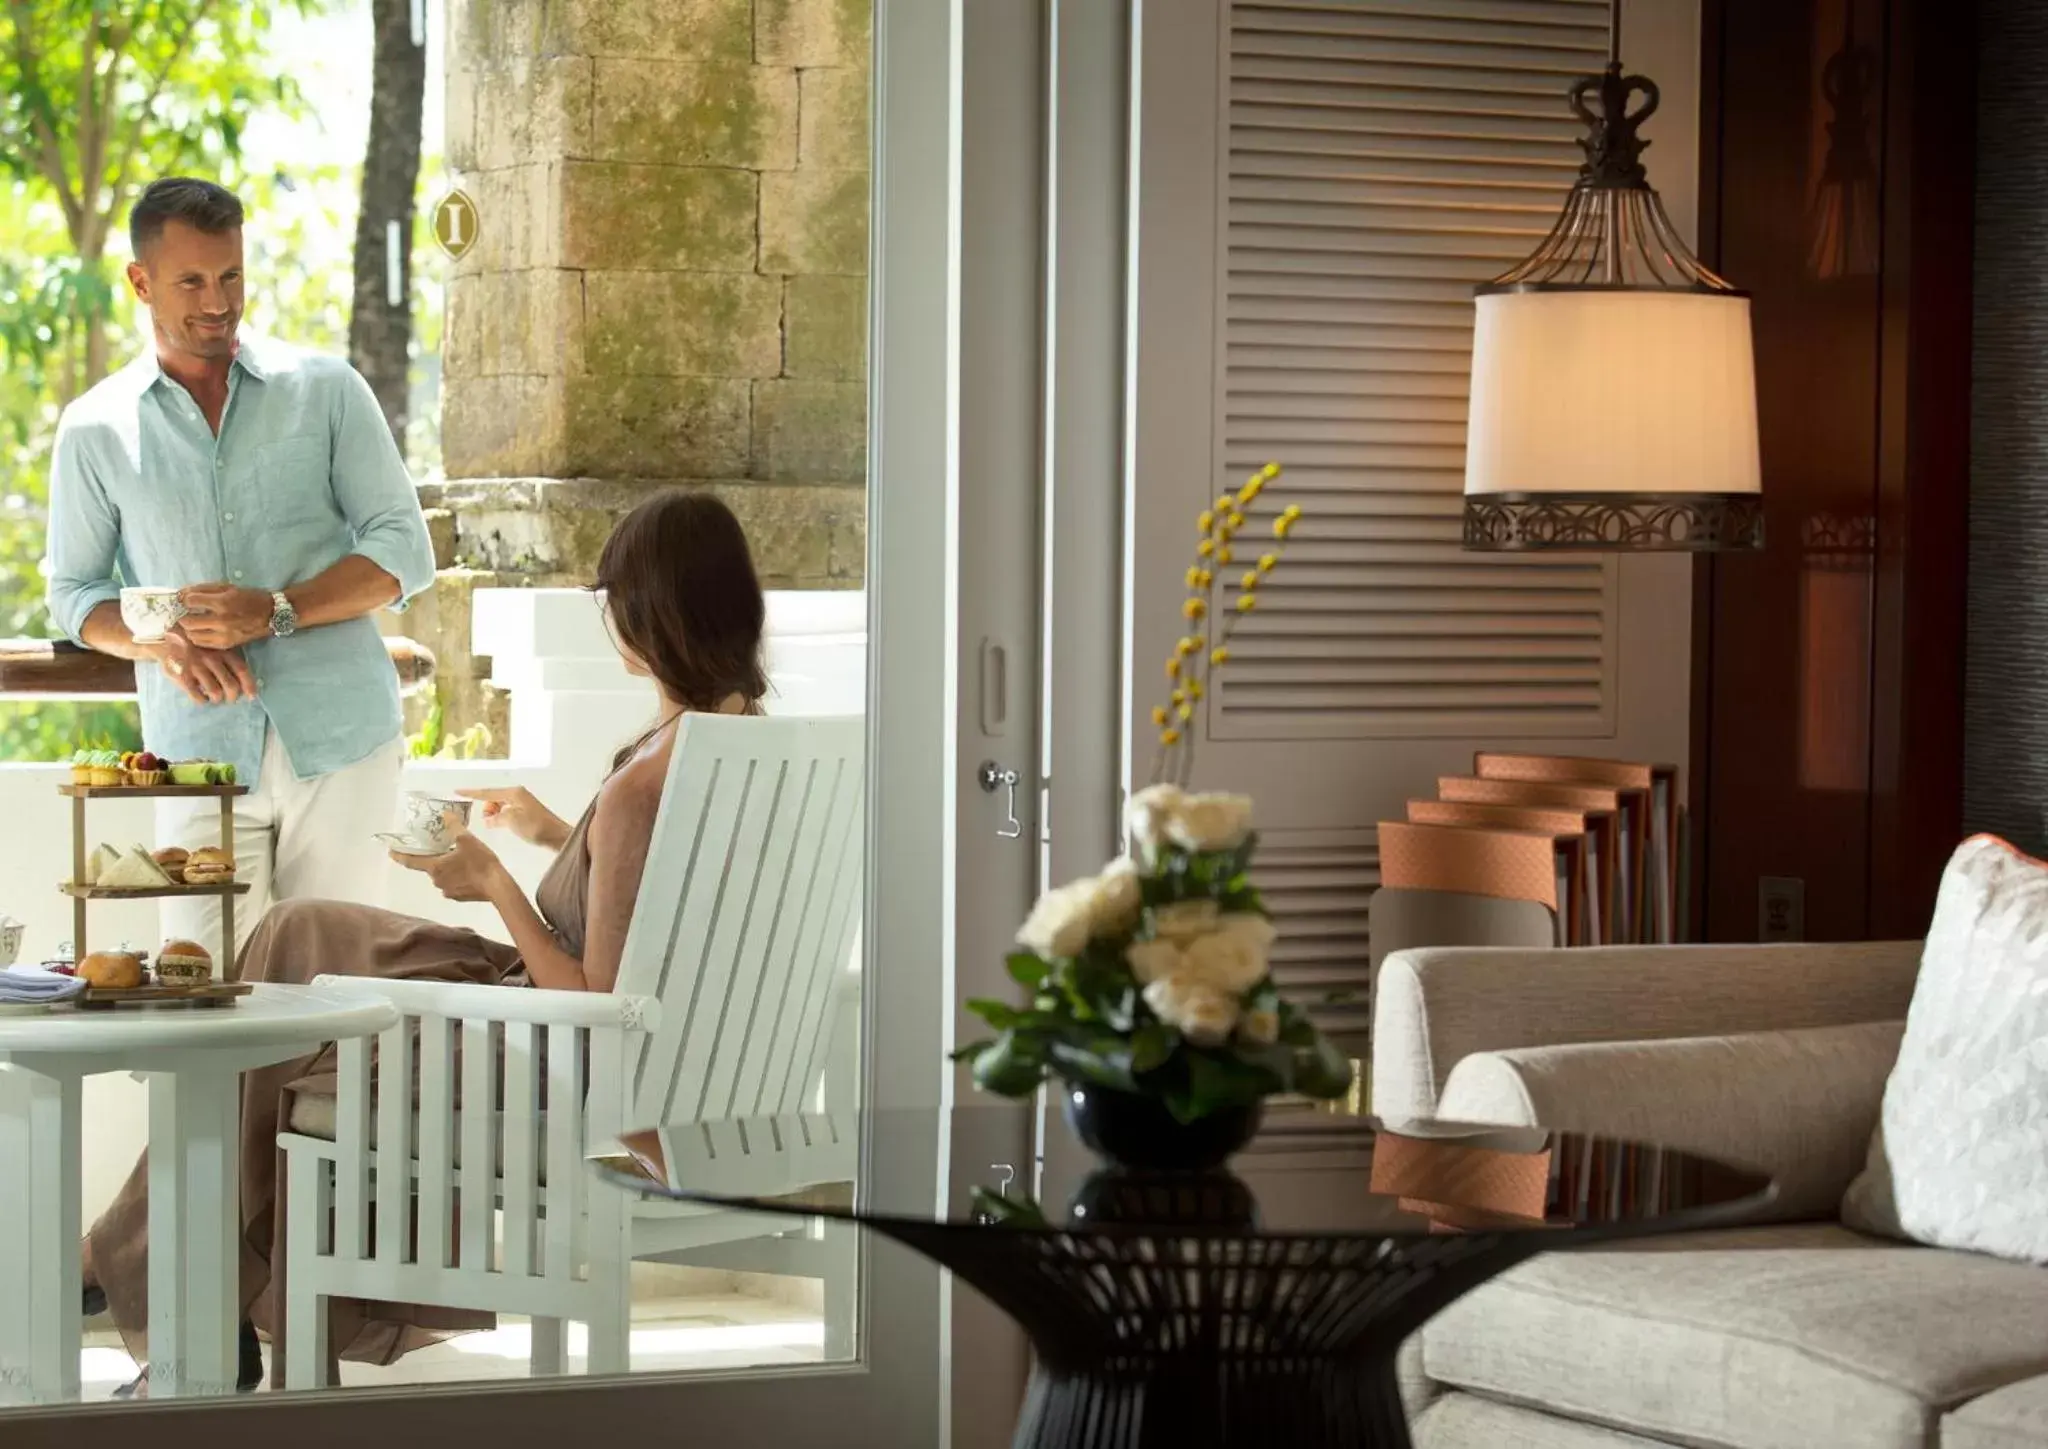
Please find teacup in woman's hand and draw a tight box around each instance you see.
[120,587,187,643]
[398,791,475,852]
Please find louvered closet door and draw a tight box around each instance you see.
[1127,0,1698,1048]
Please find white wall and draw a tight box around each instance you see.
[4,589,866,1223]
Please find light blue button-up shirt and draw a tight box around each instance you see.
[44,333,436,784]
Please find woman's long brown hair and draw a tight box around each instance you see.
[592,490,769,721]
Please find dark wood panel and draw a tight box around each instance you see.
[1694,0,1972,944]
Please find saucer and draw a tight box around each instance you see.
[375,832,455,859]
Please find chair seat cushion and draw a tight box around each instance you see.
[1422,1224,2048,1449]
[1943,1377,2048,1449]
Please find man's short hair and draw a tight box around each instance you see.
[129,177,244,259]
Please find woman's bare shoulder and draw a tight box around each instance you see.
[591,733,671,842]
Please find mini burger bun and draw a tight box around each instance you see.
[156,938,214,984]
[182,846,235,882]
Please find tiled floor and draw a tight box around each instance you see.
[79,1275,828,1398]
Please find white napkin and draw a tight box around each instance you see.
[0,966,86,1003]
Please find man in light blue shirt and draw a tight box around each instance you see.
[46,177,435,955]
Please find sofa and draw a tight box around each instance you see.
[1371,940,2048,1449]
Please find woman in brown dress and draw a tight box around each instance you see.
[81,489,770,1392]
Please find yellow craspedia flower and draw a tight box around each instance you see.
[1227,511,1246,532]
[1161,727,1182,746]
[1236,594,1257,613]
[1214,493,1235,511]
[1171,687,1186,705]
[1258,552,1278,573]
[1216,546,1234,565]
[1150,705,1169,727]
[1177,701,1194,722]
[1183,597,1207,620]
[1211,646,1230,665]
[1238,476,1265,506]
[1274,505,1302,539]
[1197,539,1215,558]
[1165,656,1181,680]
[1185,565,1205,590]
[1197,510,1214,533]
[1261,463,1281,480]
[1241,571,1259,591]
[1186,678,1203,700]
[1195,568,1213,589]
[1176,635,1200,657]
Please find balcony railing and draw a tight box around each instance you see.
[0,636,438,698]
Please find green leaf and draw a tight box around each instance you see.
[1005,951,1051,987]
[964,997,1025,1029]
[1179,1048,1279,1121]
[972,1031,1048,1097]
[1048,1038,1138,1093]
[948,1038,993,1064]
[1129,1021,1178,1075]
[1292,1035,1357,1100]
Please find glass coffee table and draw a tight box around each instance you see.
[597,1105,1773,1449]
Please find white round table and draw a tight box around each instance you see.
[0,983,397,1403]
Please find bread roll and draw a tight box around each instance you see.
[155,938,213,986]
[152,846,189,883]
[79,951,144,989]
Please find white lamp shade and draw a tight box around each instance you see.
[1464,290,1762,499]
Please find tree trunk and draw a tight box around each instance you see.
[349,0,427,443]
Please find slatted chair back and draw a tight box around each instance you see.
[610,714,866,1141]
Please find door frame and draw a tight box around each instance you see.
[1,0,966,1442]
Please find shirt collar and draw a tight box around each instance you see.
[126,329,271,397]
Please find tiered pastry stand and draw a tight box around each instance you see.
[59,780,250,994]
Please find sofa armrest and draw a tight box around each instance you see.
[1371,939,1919,1119]
[1434,1020,1904,1222]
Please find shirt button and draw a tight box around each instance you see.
[215,458,224,471]
[233,569,245,579]
[256,677,266,689]
[223,511,235,522]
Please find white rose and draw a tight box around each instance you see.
[1151,898,1220,944]
[1125,937,1184,986]
[1016,879,1100,959]
[1176,912,1276,995]
[1124,783,1186,863]
[1143,975,1241,1047]
[1165,791,1254,854]
[1091,857,1143,938]
[1239,1008,1279,1046]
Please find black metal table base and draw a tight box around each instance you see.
[1014,1356,1412,1449]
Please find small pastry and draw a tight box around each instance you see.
[83,842,122,886]
[169,760,215,786]
[70,749,93,786]
[78,949,145,990]
[152,846,189,884]
[126,751,168,787]
[182,846,236,886]
[89,749,123,787]
[155,939,213,986]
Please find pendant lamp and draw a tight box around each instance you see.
[1462,0,1764,552]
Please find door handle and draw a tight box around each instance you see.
[977,761,1023,839]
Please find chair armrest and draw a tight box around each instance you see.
[1371,939,1919,1118]
[1435,1020,1904,1222]
[307,974,661,1031]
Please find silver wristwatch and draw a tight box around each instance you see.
[269,590,299,638]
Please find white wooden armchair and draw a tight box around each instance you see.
[277,714,866,1386]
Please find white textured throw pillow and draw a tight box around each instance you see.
[1841,835,2048,1261]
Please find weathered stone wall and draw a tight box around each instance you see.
[411,0,870,750]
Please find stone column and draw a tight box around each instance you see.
[417,0,872,748]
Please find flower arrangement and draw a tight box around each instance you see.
[956,465,1353,1125]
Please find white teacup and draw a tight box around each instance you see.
[120,586,187,643]
[400,792,474,853]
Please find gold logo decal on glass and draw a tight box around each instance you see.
[430,188,478,260]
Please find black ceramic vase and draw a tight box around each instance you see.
[1060,1083,1263,1171]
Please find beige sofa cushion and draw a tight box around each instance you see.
[1414,1393,1673,1448]
[1438,1022,1903,1224]
[1943,1377,2048,1449]
[1843,836,2048,1262]
[1422,1224,2048,1449]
